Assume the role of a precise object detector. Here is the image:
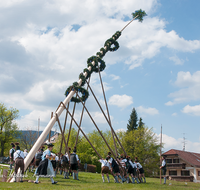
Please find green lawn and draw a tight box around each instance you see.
[0,166,200,190]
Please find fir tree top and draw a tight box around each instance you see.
[132,9,147,22]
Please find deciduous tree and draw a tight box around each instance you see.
[0,103,19,156]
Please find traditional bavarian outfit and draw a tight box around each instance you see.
[99,158,110,183]
[107,155,123,183]
[13,144,24,182]
[35,143,57,184]
[62,152,70,179]
[135,159,146,183]
[70,148,79,180]
[9,143,15,169]
[128,159,139,184]
[160,157,167,184]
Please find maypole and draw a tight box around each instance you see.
[8,9,147,182]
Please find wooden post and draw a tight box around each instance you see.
[2,169,8,182]
[160,125,162,184]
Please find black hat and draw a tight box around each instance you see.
[15,142,20,150]
[47,143,54,147]
[11,142,15,148]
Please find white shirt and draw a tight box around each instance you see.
[9,148,15,155]
[129,160,137,168]
[99,159,110,169]
[14,150,24,161]
[55,155,59,161]
[24,151,28,158]
[136,162,142,169]
[162,159,166,167]
[120,158,127,168]
[64,153,69,161]
[108,157,113,164]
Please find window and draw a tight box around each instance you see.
[181,170,190,176]
[166,159,172,163]
[169,171,177,176]
[173,158,180,163]
[198,171,200,176]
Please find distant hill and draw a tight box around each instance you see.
[17,130,59,143]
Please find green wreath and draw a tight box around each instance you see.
[93,57,106,73]
[112,31,121,40]
[79,73,86,86]
[83,68,92,79]
[65,82,89,103]
[104,38,119,52]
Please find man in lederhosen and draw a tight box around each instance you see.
[160,156,167,184]
[13,142,25,182]
[70,147,79,180]
[99,157,111,183]
[62,147,71,179]
[9,143,15,170]
[135,158,146,183]
[107,153,123,183]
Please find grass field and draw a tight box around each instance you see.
[0,166,200,190]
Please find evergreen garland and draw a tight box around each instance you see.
[65,82,89,103]
[64,10,146,103]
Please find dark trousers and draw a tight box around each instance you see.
[15,158,24,175]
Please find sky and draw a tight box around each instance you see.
[0,0,200,153]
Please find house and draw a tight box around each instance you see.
[162,149,200,183]
[44,132,60,144]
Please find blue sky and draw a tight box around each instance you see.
[0,0,200,153]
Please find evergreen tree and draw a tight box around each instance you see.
[138,117,145,128]
[127,108,138,131]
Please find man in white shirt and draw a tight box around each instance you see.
[62,151,70,179]
[13,142,25,182]
[160,156,167,184]
[70,147,80,180]
[9,143,15,170]
[99,157,110,182]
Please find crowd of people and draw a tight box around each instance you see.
[9,142,80,184]
[9,142,166,184]
[99,152,146,184]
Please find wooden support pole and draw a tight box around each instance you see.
[98,67,118,157]
[66,96,77,146]
[85,80,126,155]
[75,77,91,147]
[59,102,70,155]
[60,102,102,159]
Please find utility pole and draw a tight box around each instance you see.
[38,117,40,139]
[183,133,186,151]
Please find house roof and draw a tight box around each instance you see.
[162,149,200,168]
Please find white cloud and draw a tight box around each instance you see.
[116,128,126,133]
[108,94,133,109]
[156,133,200,153]
[166,71,200,105]
[137,106,159,115]
[182,104,200,116]
[169,55,184,65]
[172,112,177,116]
[110,74,120,81]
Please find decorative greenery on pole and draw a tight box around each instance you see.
[64,10,147,103]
